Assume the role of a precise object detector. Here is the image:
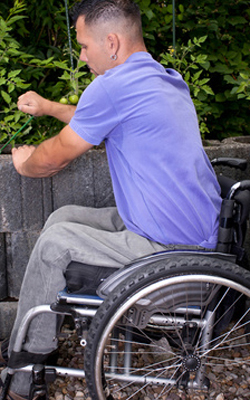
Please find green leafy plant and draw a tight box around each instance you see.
[177,0,250,139]
[1,0,250,145]
[225,72,250,101]
[25,47,94,143]
[136,0,250,140]
[51,50,93,103]
[0,1,93,147]
[0,1,33,146]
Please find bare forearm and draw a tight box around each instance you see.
[45,100,76,124]
[21,146,68,178]
[12,125,93,178]
[12,138,70,178]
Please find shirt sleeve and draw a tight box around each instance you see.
[69,77,119,146]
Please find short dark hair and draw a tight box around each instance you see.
[70,0,142,32]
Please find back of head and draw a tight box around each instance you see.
[70,0,143,41]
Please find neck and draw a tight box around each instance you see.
[117,41,147,65]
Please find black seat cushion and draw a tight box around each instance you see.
[65,262,119,295]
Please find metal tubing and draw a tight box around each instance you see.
[13,305,54,353]
[12,304,98,353]
[149,315,206,328]
[193,309,215,389]
[124,327,133,374]
[17,365,86,379]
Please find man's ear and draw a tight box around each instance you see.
[106,33,119,55]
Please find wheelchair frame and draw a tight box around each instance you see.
[2,157,250,400]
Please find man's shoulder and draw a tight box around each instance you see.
[100,52,164,90]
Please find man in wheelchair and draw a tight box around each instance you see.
[1,0,223,399]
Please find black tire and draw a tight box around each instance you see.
[84,255,250,400]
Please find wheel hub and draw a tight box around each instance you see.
[182,353,201,372]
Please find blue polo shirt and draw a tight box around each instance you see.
[69,51,221,248]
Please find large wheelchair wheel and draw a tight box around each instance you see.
[84,255,250,399]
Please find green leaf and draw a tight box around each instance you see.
[237,82,248,93]
[198,36,208,43]
[193,71,202,81]
[166,4,173,13]
[4,114,15,123]
[0,77,6,86]
[7,49,22,57]
[6,15,27,25]
[29,58,45,64]
[240,73,249,80]
[196,55,208,64]
[145,9,154,20]
[8,69,22,79]
[0,69,6,77]
[74,72,87,79]
[53,61,70,70]
[210,64,234,74]
[184,71,190,82]
[165,15,172,24]
[202,85,214,95]
[14,113,22,124]
[8,83,15,93]
[179,4,184,13]
[144,33,155,40]
[193,87,200,97]
[40,57,54,65]
[215,93,226,102]
[231,87,240,95]
[238,94,246,99]
[226,51,239,60]
[1,90,11,104]
[201,61,210,71]
[228,16,247,26]
[224,75,236,84]
[16,82,30,89]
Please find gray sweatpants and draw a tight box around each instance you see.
[5,205,167,395]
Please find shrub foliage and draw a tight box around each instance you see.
[0,0,249,145]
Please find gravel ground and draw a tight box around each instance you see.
[49,328,90,400]
[47,326,250,400]
[1,325,250,400]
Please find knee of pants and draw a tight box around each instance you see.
[43,205,82,230]
[36,222,72,266]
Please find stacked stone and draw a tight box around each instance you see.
[0,148,115,338]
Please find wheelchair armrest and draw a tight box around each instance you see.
[217,175,236,198]
[218,175,250,218]
[211,157,247,171]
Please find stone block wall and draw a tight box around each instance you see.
[0,138,250,338]
[0,148,116,337]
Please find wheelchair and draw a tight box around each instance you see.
[2,157,250,400]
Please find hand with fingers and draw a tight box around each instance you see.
[12,145,36,175]
[17,91,51,117]
[17,91,77,124]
